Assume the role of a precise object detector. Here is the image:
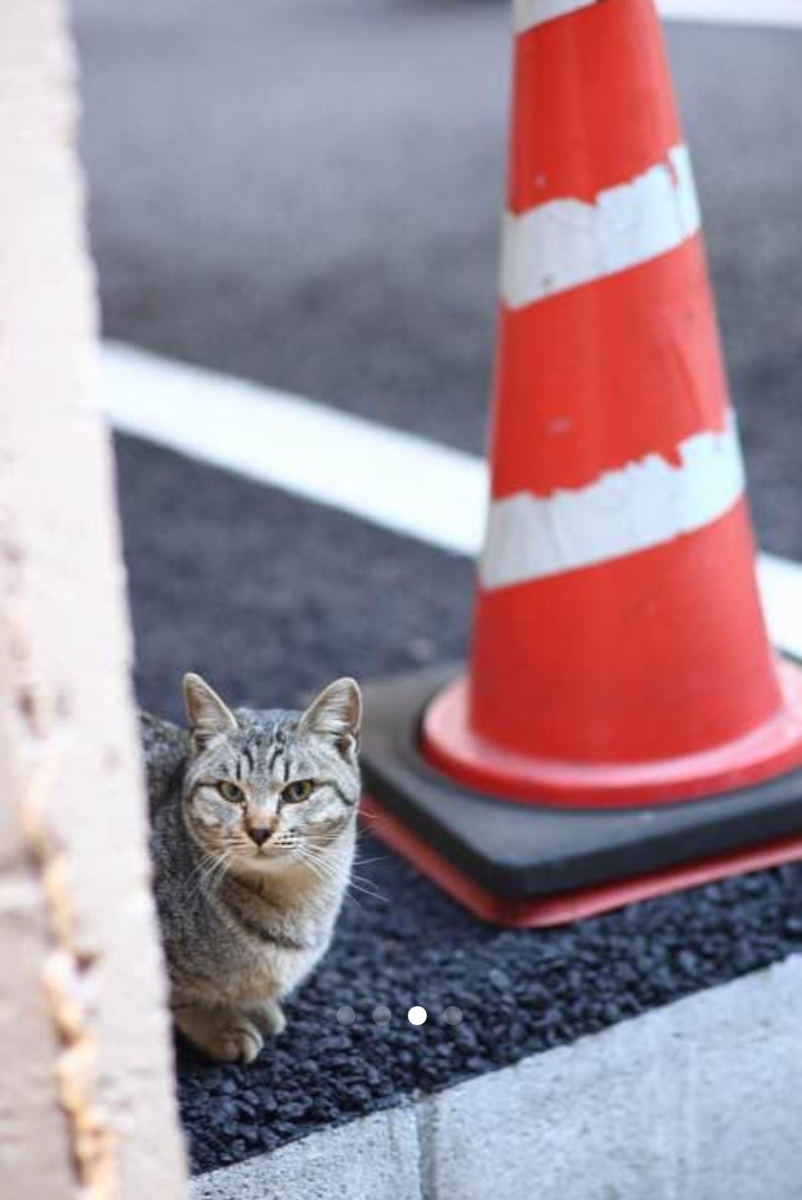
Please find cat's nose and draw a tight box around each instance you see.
[248,826,272,847]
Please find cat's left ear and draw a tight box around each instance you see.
[299,677,362,757]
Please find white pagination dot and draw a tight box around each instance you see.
[407,1005,428,1026]
[336,1006,356,1026]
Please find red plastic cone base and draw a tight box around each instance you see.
[362,794,802,928]
[422,659,802,809]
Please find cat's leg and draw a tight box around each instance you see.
[248,998,287,1037]
[173,1001,264,1064]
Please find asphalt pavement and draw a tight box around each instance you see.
[75,0,802,556]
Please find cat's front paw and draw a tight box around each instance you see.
[211,1021,264,1065]
[174,1004,264,1064]
[250,999,286,1037]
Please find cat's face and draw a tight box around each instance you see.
[180,673,361,873]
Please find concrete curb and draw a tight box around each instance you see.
[189,1105,422,1200]
[191,954,802,1200]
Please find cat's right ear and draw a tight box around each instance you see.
[183,673,238,750]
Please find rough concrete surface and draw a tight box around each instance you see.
[430,954,802,1200]
[0,3,187,1197]
[190,1106,421,1200]
[192,955,802,1200]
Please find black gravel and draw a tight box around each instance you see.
[115,437,802,1176]
[116,437,473,720]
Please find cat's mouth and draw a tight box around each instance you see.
[247,842,294,865]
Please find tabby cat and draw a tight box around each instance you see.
[143,672,361,1064]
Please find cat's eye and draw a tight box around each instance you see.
[282,779,315,804]
[218,781,245,804]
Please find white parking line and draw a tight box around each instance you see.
[102,342,802,660]
[659,0,802,27]
[102,342,487,556]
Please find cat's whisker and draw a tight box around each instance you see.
[296,844,385,908]
[303,844,340,873]
[347,859,386,881]
[185,849,227,908]
[355,811,392,838]
[345,877,388,903]
[291,846,335,889]
[185,852,213,892]
[297,847,355,900]
[193,848,234,906]
[295,843,336,874]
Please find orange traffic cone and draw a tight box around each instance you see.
[360,0,802,926]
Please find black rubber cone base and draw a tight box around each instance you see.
[360,666,802,927]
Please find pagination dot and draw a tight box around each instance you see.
[336,1006,356,1026]
[443,1006,463,1026]
[407,1005,428,1026]
[372,1005,391,1025]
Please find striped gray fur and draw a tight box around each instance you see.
[143,673,362,1064]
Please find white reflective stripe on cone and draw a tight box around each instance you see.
[500,145,701,310]
[480,414,745,590]
[513,0,601,33]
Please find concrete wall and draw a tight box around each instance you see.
[0,3,187,1197]
[193,955,802,1200]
